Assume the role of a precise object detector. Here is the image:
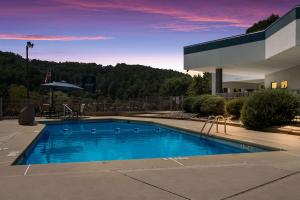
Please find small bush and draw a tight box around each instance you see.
[192,95,211,113]
[226,98,246,119]
[200,95,225,116]
[241,90,300,130]
[191,95,225,116]
[183,96,198,113]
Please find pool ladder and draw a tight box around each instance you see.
[200,115,227,135]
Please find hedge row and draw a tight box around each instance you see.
[225,98,245,119]
[241,90,300,130]
[184,90,300,130]
[183,95,225,116]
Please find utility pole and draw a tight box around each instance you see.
[26,41,34,99]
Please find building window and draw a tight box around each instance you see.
[271,82,278,89]
[281,81,288,89]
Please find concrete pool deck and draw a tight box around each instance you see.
[1,117,300,200]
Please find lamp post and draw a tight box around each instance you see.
[26,41,34,99]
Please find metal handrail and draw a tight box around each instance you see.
[200,115,216,134]
[63,104,73,118]
[215,115,227,135]
[201,115,227,135]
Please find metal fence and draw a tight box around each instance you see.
[216,92,253,100]
[0,96,184,119]
[217,90,300,100]
[0,98,33,119]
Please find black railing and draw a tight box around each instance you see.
[216,92,253,99]
[0,96,184,119]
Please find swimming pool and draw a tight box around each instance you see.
[16,120,270,165]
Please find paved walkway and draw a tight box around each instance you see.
[133,111,300,135]
[1,117,300,200]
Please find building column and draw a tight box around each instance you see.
[211,68,223,94]
[216,68,223,94]
[211,73,216,95]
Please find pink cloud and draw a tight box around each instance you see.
[0,34,111,41]
[152,23,230,32]
[1,0,298,33]
[153,24,209,32]
[56,0,277,31]
[57,0,242,24]
[152,21,254,32]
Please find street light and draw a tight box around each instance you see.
[26,41,34,99]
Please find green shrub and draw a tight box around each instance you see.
[191,95,225,116]
[226,98,246,119]
[183,96,198,113]
[192,95,211,113]
[184,95,225,115]
[200,95,225,115]
[241,90,300,130]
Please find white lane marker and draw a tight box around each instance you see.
[175,157,188,160]
[162,157,186,166]
[24,165,31,176]
[170,158,185,166]
[7,151,19,157]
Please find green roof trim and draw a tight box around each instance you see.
[184,6,300,55]
[266,6,299,37]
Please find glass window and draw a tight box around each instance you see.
[271,82,278,89]
[281,81,288,89]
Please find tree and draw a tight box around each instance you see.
[159,76,192,96]
[8,84,27,99]
[0,51,189,100]
[246,14,279,34]
[0,84,8,98]
[187,73,211,96]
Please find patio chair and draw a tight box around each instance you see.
[73,104,85,118]
[41,103,63,118]
[41,103,56,118]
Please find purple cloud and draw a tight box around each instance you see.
[0,34,111,41]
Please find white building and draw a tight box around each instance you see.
[184,5,300,95]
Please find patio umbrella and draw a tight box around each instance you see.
[41,81,83,109]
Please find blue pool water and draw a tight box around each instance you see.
[16,120,269,165]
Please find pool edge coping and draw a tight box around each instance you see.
[13,117,285,166]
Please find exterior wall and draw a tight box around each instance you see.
[218,41,265,67]
[184,41,265,70]
[184,6,300,86]
[184,49,220,70]
[297,19,300,45]
[223,82,261,93]
[185,18,298,71]
[265,65,300,90]
[266,21,297,59]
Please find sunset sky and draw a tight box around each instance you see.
[0,0,299,71]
